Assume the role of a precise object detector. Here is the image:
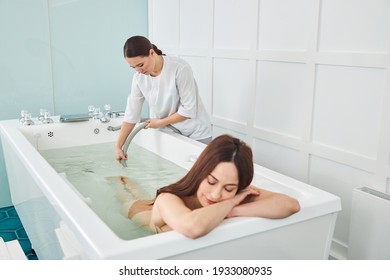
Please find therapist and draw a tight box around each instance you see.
[115,36,212,162]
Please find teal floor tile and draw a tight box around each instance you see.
[0,206,38,260]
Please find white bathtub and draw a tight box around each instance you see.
[0,117,341,259]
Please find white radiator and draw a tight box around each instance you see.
[347,187,390,259]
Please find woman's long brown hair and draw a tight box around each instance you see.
[156,134,254,197]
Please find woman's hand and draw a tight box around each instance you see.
[227,185,300,219]
[231,187,260,207]
[225,187,260,218]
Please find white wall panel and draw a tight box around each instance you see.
[258,0,311,50]
[318,0,390,53]
[179,0,213,48]
[254,138,307,181]
[213,58,253,124]
[309,156,374,247]
[255,61,307,137]
[387,178,390,193]
[214,0,257,49]
[212,125,249,144]
[312,65,385,159]
[149,0,390,259]
[149,0,179,48]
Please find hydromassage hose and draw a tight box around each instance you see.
[118,121,182,167]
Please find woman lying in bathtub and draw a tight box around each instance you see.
[116,134,300,239]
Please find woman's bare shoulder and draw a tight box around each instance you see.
[154,193,186,206]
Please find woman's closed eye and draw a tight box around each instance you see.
[207,176,237,192]
[207,177,217,185]
[224,186,236,192]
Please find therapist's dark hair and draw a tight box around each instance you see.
[123,36,164,58]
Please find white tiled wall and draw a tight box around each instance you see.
[148,0,390,259]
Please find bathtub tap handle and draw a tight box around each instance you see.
[100,104,112,123]
[107,125,121,131]
[22,112,35,126]
[99,114,111,123]
[38,109,47,122]
[110,111,125,118]
[19,110,28,123]
[42,111,54,124]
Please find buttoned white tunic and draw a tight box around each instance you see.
[123,56,211,140]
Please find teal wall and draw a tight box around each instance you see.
[0,0,149,206]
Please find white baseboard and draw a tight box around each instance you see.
[329,238,348,260]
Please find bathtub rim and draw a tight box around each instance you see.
[0,118,341,259]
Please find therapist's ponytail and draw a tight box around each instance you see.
[124,35,165,58]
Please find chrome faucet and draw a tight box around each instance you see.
[107,125,121,131]
[22,111,34,126]
[42,111,54,124]
[99,104,125,123]
[99,104,111,123]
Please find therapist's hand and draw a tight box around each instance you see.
[115,147,127,161]
[145,118,165,129]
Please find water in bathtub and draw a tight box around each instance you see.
[39,142,187,240]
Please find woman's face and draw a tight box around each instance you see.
[125,49,155,75]
[196,162,239,207]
